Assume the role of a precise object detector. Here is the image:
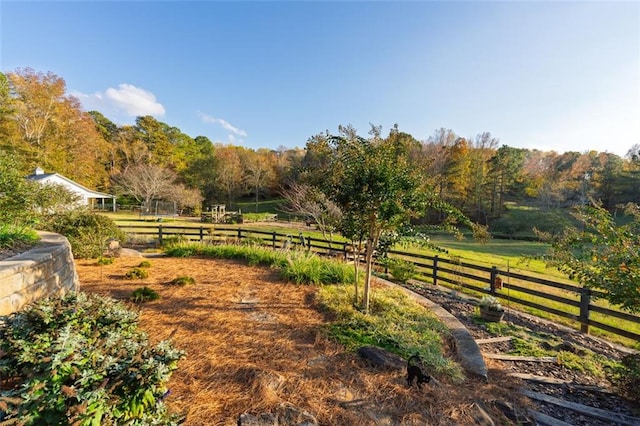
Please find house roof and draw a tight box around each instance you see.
[26,169,115,200]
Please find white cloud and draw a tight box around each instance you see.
[72,84,165,118]
[198,112,248,138]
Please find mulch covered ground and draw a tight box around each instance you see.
[75,255,524,426]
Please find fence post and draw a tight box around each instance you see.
[343,242,348,261]
[158,224,163,246]
[579,287,591,334]
[433,255,438,286]
[490,266,498,295]
[272,232,276,249]
[307,236,312,251]
[199,226,204,242]
[237,228,242,242]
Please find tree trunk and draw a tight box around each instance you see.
[363,237,376,314]
[353,244,359,305]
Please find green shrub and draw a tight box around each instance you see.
[125,267,149,280]
[39,210,125,259]
[0,292,183,425]
[384,257,417,283]
[96,256,115,265]
[138,260,152,268]
[170,276,196,286]
[131,286,160,303]
[161,234,188,247]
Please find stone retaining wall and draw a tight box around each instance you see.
[0,231,79,316]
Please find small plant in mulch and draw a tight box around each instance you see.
[138,260,152,268]
[125,267,149,280]
[383,257,417,284]
[169,275,196,286]
[131,286,160,303]
[96,256,115,265]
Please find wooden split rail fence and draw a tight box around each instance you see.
[117,223,640,342]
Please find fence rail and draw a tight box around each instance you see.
[116,223,640,342]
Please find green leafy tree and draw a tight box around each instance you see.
[0,152,37,226]
[539,202,640,312]
[321,125,469,313]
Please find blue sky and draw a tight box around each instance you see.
[2,1,639,156]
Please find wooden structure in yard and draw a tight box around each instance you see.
[201,205,242,223]
[201,204,227,223]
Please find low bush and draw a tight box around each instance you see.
[39,210,125,259]
[138,260,152,268]
[384,257,417,283]
[131,286,160,303]
[170,276,196,286]
[125,267,149,280]
[96,256,115,265]
[0,292,183,424]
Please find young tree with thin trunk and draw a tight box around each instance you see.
[320,125,470,313]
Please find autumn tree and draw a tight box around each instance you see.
[3,68,109,188]
[242,148,275,212]
[468,132,499,223]
[214,145,244,207]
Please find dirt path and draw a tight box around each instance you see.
[76,255,525,425]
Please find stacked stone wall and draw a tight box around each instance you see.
[0,231,79,315]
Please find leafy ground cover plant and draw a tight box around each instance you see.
[125,267,150,280]
[131,286,160,302]
[138,260,152,268]
[170,275,195,286]
[383,257,417,283]
[96,255,115,265]
[0,292,183,425]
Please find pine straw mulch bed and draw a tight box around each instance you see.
[75,255,526,426]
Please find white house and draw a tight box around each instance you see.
[26,167,116,211]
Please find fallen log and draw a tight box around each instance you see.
[527,409,573,426]
[521,389,640,426]
[508,373,614,393]
[482,353,557,362]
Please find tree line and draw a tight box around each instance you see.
[2,67,639,221]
